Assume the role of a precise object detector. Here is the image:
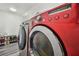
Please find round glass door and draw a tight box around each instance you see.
[29,26,65,56]
[30,31,54,56]
[18,26,26,50]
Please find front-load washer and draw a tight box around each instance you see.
[19,3,79,56]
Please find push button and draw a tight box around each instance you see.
[55,16,59,20]
[64,14,69,18]
[49,17,52,21]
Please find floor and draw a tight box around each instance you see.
[0,43,20,56]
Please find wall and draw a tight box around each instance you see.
[0,11,23,36]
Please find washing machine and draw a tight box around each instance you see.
[18,20,30,56]
[18,3,79,56]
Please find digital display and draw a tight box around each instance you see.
[48,4,71,15]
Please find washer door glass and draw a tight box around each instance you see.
[30,31,54,56]
[18,26,26,50]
